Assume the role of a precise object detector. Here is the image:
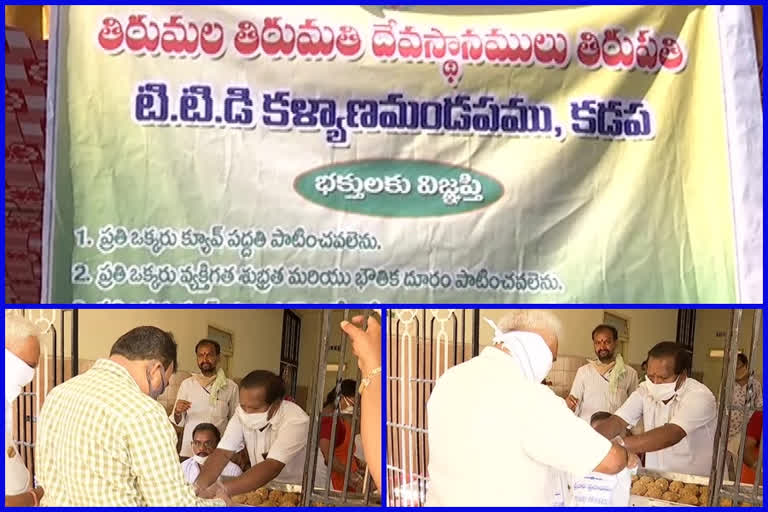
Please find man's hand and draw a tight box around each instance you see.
[627,451,641,470]
[212,480,232,506]
[341,315,382,375]
[174,400,191,415]
[566,395,579,412]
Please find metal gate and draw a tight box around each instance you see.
[709,309,763,506]
[300,309,380,507]
[386,309,479,507]
[8,308,79,485]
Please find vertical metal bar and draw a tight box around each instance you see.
[52,325,57,385]
[300,309,331,507]
[452,313,458,367]
[324,310,349,497]
[339,311,358,502]
[339,333,367,503]
[387,314,394,506]
[472,309,480,357]
[461,309,466,363]
[732,310,763,494]
[709,309,742,506]
[414,311,422,504]
[71,309,79,377]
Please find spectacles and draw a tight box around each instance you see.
[191,440,217,449]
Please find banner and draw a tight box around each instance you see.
[44,5,763,303]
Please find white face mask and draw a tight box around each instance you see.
[236,405,269,431]
[646,377,679,402]
[5,349,36,404]
[341,397,354,415]
[193,455,209,465]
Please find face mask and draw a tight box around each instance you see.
[5,349,36,404]
[146,364,168,400]
[236,405,269,430]
[341,398,354,415]
[193,455,209,465]
[647,377,679,402]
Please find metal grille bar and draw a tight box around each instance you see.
[386,309,478,507]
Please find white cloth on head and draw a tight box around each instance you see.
[483,318,553,383]
[425,347,612,506]
[169,376,239,457]
[615,377,716,476]
[180,457,242,484]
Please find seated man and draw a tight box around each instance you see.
[181,423,242,484]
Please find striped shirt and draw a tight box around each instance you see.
[36,359,225,506]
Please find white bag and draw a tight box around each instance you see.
[570,468,633,507]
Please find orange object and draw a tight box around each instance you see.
[331,417,360,492]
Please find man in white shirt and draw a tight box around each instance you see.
[567,324,639,422]
[5,314,44,507]
[425,310,639,507]
[171,339,239,459]
[595,342,717,476]
[194,370,309,497]
[181,423,242,484]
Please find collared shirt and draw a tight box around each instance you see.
[570,362,639,423]
[218,400,309,485]
[615,377,716,476]
[181,457,242,484]
[36,359,225,506]
[425,347,612,506]
[170,376,239,457]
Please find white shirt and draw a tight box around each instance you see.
[170,376,239,457]
[570,363,639,423]
[180,457,242,484]
[5,420,30,495]
[425,347,612,506]
[615,377,716,476]
[218,400,309,485]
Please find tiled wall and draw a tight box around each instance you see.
[546,355,587,398]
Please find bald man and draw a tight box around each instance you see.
[5,313,44,507]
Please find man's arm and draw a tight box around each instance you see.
[222,459,285,496]
[596,388,644,438]
[522,389,635,478]
[5,488,43,507]
[129,409,225,507]
[341,315,382,490]
[621,424,686,454]
[594,415,631,439]
[196,448,236,489]
[566,368,584,412]
[170,381,190,426]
